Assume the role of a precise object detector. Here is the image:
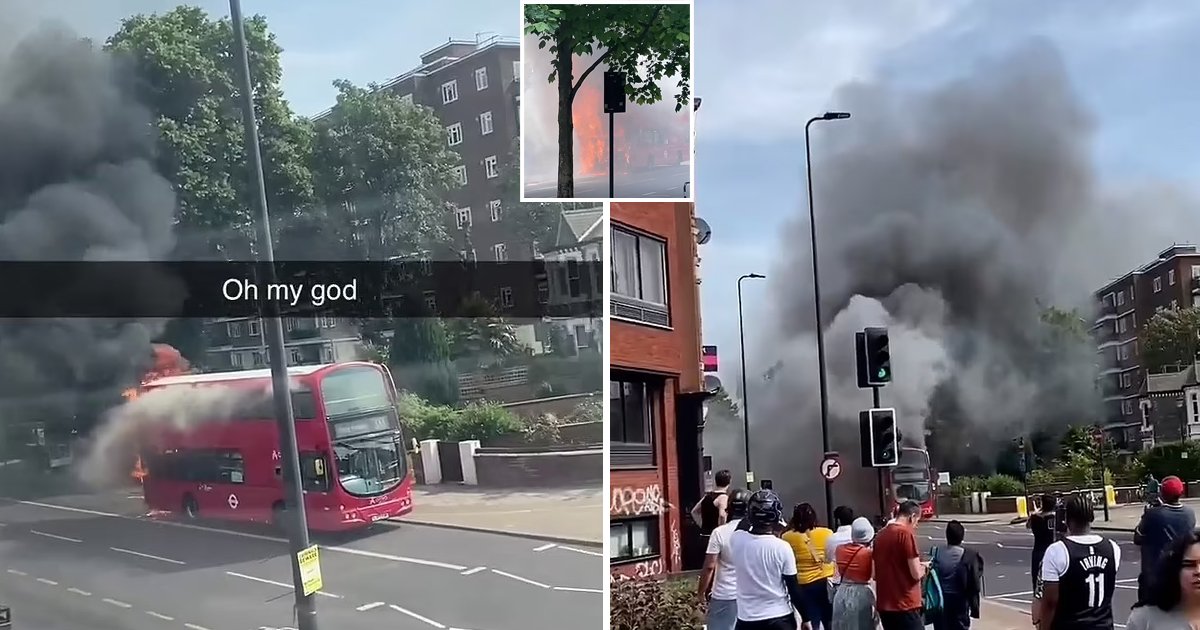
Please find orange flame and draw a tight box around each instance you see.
[131,456,147,483]
[572,79,608,177]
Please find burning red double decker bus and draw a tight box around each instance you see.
[883,447,937,520]
[135,361,413,532]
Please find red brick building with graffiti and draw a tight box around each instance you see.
[610,201,708,578]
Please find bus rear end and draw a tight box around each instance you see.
[305,363,413,530]
[886,447,936,520]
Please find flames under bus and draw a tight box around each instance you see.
[138,362,413,532]
[883,447,937,520]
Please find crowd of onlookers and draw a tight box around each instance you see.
[693,470,1200,630]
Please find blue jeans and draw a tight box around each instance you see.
[707,598,738,630]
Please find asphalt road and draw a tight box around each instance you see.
[0,492,602,630]
[523,163,691,199]
[916,521,1141,628]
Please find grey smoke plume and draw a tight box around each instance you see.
[79,384,271,487]
[0,25,180,458]
[745,41,1200,512]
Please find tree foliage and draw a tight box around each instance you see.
[105,6,314,256]
[307,80,461,259]
[388,317,460,406]
[498,136,570,253]
[1142,307,1200,372]
[524,3,692,111]
[444,294,524,368]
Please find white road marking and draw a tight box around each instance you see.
[146,611,175,621]
[68,588,91,596]
[36,577,58,585]
[30,530,82,543]
[988,589,1034,598]
[6,569,26,576]
[460,566,486,576]
[110,546,187,565]
[225,571,341,598]
[558,546,603,557]
[553,586,603,593]
[995,596,1033,605]
[185,624,212,630]
[996,575,1005,579]
[102,598,132,608]
[17,500,117,518]
[388,604,446,628]
[490,568,550,589]
[356,602,386,612]
[533,543,556,552]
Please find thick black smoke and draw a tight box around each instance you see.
[0,25,178,437]
[745,41,1200,512]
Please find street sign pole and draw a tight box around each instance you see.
[603,71,626,198]
[873,385,886,522]
[230,1,319,628]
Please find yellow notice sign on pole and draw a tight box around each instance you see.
[297,545,323,597]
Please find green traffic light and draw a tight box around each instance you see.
[877,368,888,379]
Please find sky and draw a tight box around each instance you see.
[7,0,522,117]
[692,0,1200,389]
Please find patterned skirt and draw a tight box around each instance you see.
[831,581,877,630]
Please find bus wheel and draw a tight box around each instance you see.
[182,495,199,520]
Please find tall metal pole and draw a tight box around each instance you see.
[229,2,319,628]
[873,386,886,524]
[609,112,615,198]
[737,273,764,486]
[805,115,835,527]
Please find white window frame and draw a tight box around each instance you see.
[284,318,296,332]
[441,80,458,104]
[1116,291,1125,306]
[1192,265,1200,279]
[321,316,337,328]
[499,286,514,308]
[230,353,244,368]
[289,348,302,364]
[479,111,494,136]
[446,123,464,147]
[512,61,520,80]
[1154,276,1163,292]
[489,199,502,222]
[400,93,414,106]
[455,207,472,229]
[248,319,261,337]
[1121,373,1132,388]
[611,227,670,325]
[320,345,333,363]
[484,155,499,179]
[492,242,508,262]
[475,67,489,91]
[1169,269,1176,285]
[1122,399,1134,416]
[423,291,438,314]
[452,165,468,186]
[227,321,243,338]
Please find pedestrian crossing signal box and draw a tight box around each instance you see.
[860,408,898,468]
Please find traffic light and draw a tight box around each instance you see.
[864,327,891,385]
[859,408,898,467]
[603,71,627,114]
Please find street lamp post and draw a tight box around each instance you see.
[737,273,766,486]
[805,111,850,527]
[229,1,320,628]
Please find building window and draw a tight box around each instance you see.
[1190,390,1200,425]
[227,321,243,338]
[512,60,520,80]
[1122,399,1134,416]
[289,348,302,364]
[285,317,296,332]
[1170,269,1177,285]
[252,351,264,366]
[611,226,669,326]
[484,155,499,179]
[320,345,333,363]
[574,324,589,350]
[489,199,502,222]
[423,291,438,314]
[1116,291,1125,306]
[441,80,458,104]
[611,376,657,467]
[499,286,513,308]
[474,67,489,91]
[230,353,244,368]
[537,279,549,304]
[492,242,508,262]
[1154,276,1163,292]
[610,517,659,563]
[321,316,337,328]
[1120,373,1132,388]
[480,111,494,135]
[248,319,261,336]
[456,207,472,229]
[446,123,464,147]
[1118,345,1128,361]
[1193,265,1200,279]
[400,93,414,106]
[452,165,468,186]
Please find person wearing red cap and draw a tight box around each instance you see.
[1134,475,1195,605]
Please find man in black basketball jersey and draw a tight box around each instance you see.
[1033,495,1120,630]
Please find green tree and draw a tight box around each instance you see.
[1142,307,1200,372]
[105,7,314,255]
[309,80,462,259]
[524,3,691,197]
[498,136,570,254]
[445,294,524,368]
[388,317,460,406]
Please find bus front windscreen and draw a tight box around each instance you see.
[321,366,405,497]
[333,424,404,496]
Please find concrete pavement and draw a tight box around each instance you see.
[0,493,602,630]
[917,520,1141,628]
[409,486,603,545]
[932,498,1200,532]
[524,164,690,199]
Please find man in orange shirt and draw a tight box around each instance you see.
[873,501,929,630]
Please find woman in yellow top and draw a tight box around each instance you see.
[782,503,835,630]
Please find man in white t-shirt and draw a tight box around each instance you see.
[699,488,752,630]
[825,505,855,586]
[730,489,810,630]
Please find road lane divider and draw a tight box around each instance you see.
[226,570,342,599]
[30,530,82,543]
[5,569,25,576]
[490,569,549,589]
[146,611,175,621]
[532,543,555,552]
[36,577,58,585]
[388,604,446,628]
[460,566,486,575]
[110,546,187,565]
[356,602,385,611]
[553,586,603,593]
[67,587,91,596]
[101,597,132,608]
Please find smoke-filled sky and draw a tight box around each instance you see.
[694,0,1200,506]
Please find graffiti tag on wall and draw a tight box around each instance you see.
[610,482,669,516]
[631,558,665,578]
[670,520,681,569]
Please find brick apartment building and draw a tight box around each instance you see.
[610,202,708,578]
[1093,244,1200,451]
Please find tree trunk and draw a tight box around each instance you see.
[555,31,575,198]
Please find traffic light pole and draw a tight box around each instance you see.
[608,111,615,198]
[230,1,319,628]
[873,386,886,523]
